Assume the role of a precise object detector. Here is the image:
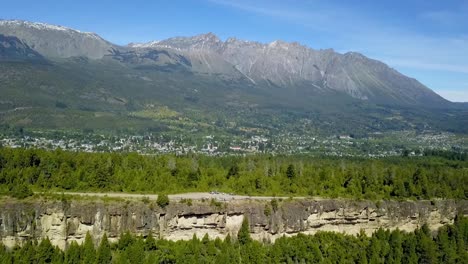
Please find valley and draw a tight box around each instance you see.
[0,17,467,263]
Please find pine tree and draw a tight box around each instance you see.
[145,233,157,251]
[117,231,134,250]
[436,226,457,264]
[16,240,36,264]
[238,217,252,245]
[286,164,296,179]
[415,224,438,264]
[82,232,96,264]
[96,233,112,264]
[65,241,81,264]
[126,238,145,264]
[36,237,55,264]
[402,235,419,264]
[387,230,403,264]
[0,242,12,264]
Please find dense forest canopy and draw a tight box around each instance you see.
[0,147,467,199]
[1,215,468,263]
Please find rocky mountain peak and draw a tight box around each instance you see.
[0,19,113,59]
[0,19,101,39]
[195,32,221,42]
[127,40,160,48]
[150,32,223,51]
[0,19,449,107]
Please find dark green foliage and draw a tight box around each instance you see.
[0,147,467,200]
[16,240,36,264]
[226,164,239,179]
[424,149,468,161]
[9,182,33,199]
[144,233,157,251]
[286,164,296,179]
[36,237,62,263]
[1,217,468,263]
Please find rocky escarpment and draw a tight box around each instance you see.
[0,198,466,249]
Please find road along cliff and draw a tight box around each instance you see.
[0,197,467,249]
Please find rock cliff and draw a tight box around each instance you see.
[1,198,466,249]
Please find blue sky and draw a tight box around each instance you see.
[1,0,467,102]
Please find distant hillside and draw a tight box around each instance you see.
[0,19,466,135]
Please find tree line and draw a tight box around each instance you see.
[1,215,467,263]
[0,147,467,199]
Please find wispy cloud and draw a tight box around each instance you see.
[207,0,310,21]
[206,0,338,33]
[207,0,468,79]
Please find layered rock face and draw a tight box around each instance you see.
[0,198,466,249]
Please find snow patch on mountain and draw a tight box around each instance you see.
[0,20,101,40]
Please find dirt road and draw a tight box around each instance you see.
[50,192,310,201]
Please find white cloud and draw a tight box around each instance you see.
[434,89,468,102]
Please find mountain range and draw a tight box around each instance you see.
[0,19,466,136]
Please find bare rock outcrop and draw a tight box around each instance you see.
[0,198,466,249]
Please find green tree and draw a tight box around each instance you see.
[117,231,134,250]
[82,232,96,264]
[0,242,12,263]
[286,164,296,180]
[96,233,112,264]
[387,230,403,264]
[65,241,81,264]
[145,233,157,251]
[125,238,145,264]
[238,217,252,245]
[15,240,36,264]
[402,235,419,264]
[415,224,438,264]
[226,164,239,179]
[36,237,55,264]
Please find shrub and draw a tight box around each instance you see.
[142,196,150,204]
[210,198,222,208]
[270,199,279,212]
[9,183,33,199]
[156,194,169,208]
[180,198,193,206]
[264,204,272,217]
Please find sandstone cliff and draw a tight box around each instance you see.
[0,197,466,249]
